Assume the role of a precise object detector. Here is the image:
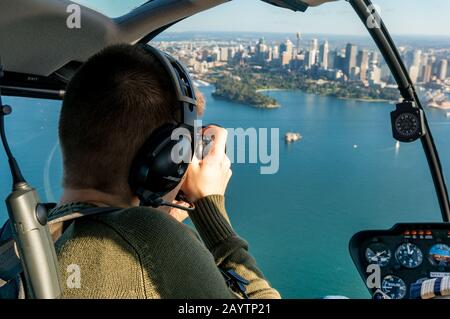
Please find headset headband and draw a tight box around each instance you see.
[138,44,197,128]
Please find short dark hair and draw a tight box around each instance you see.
[59,44,189,197]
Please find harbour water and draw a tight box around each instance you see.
[1,86,450,298]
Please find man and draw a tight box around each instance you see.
[52,44,280,299]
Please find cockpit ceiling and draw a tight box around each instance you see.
[71,0,155,18]
[0,0,229,77]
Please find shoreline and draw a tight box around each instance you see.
[256,88,287,93]
[211,93,280,109]
[257,87,394,103]
[428,104,450,110]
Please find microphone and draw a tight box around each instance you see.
[137,188,195,212]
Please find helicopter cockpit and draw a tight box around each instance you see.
[0,0,450,300]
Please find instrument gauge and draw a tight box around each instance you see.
[429,244,450,267]
[381,275,407,299]
[395,113,419,137]
[395,243,423,269]
[365,243,392,267]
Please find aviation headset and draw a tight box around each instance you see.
[128,44,198,211]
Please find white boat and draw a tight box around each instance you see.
[285,132,302,143]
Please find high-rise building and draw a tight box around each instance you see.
[319,40,329,69]
[220,47,228,62]
[370,51,379,66]
[333,49,345,71]
[368,65,382,85]
[272,46,279,60]
[306,50,316,68]
[345,43,358,76]
[350,66,361,81]
[310,39,318,51]
[296,32,302,55]
[305,39,319,68]
[421,64,433,83]
[357,49,369,81]
[256,38,268,64]
[405,49,422,69]
[281,51,291,66]
[227,47,236,63]
[409,65,420,84]
[439,59,448,80]
[279,39,293,66]
[328,51,336,69]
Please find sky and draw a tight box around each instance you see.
[76,0,450,36]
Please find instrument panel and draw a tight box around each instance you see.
[349,223,450,299]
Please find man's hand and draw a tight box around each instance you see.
[181,126,232,203]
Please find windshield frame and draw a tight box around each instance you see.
[349,0,450,222]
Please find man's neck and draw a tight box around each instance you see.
[60,188,138,208]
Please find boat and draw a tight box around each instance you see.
[285,132,302,143]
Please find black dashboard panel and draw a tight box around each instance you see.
[349,223,450,299]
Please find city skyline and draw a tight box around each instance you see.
[154,33,450,108]
[77,0,450,36]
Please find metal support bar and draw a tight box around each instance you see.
[349,0,450,222]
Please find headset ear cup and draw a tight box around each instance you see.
[129,123,192,197]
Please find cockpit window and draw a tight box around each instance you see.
[149,0,447,298]
[71,0,153,18]
[0,0,449,300]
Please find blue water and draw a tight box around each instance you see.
[1,87,450,298]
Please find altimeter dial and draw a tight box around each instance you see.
[365,243,392,267]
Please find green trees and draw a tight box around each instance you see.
[210,66,401,107]
[212,75,278,108]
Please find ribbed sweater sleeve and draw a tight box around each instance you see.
[189,195,281,299]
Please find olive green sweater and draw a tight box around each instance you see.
[54,195,281,299]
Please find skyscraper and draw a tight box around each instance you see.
[345,43,358,76]
[306,39,319,68]
[306,50,316,68]
[296,32,302,55]
[319,40,329,70]
[357,49,369,81]
[368,65,382,85]
[439,59,448,81]
[256,38,268,64]
[227,47,236,63]
[309,39,319,51]
[272,46,279,60]
[279,39,293,66]
[333,49,345,71]
[421,64,433,83]
[220,47,228,62]
[406,49,422,69]
[409,65,420,84]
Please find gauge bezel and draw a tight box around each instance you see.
[381,275,407,299]
[395,242,424,269]
[365,243,392,267]
[428,243,450,268]
[394,113,420,137]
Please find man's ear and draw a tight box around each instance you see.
[195,89,205,116]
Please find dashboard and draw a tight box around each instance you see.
[349,223,450,299]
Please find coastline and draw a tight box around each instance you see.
[428,104,450,110]
[211,92,280,109]
[338,96,393,103]
[256,88,288,93]
[211,85,395,110]
[258,88,394,103]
